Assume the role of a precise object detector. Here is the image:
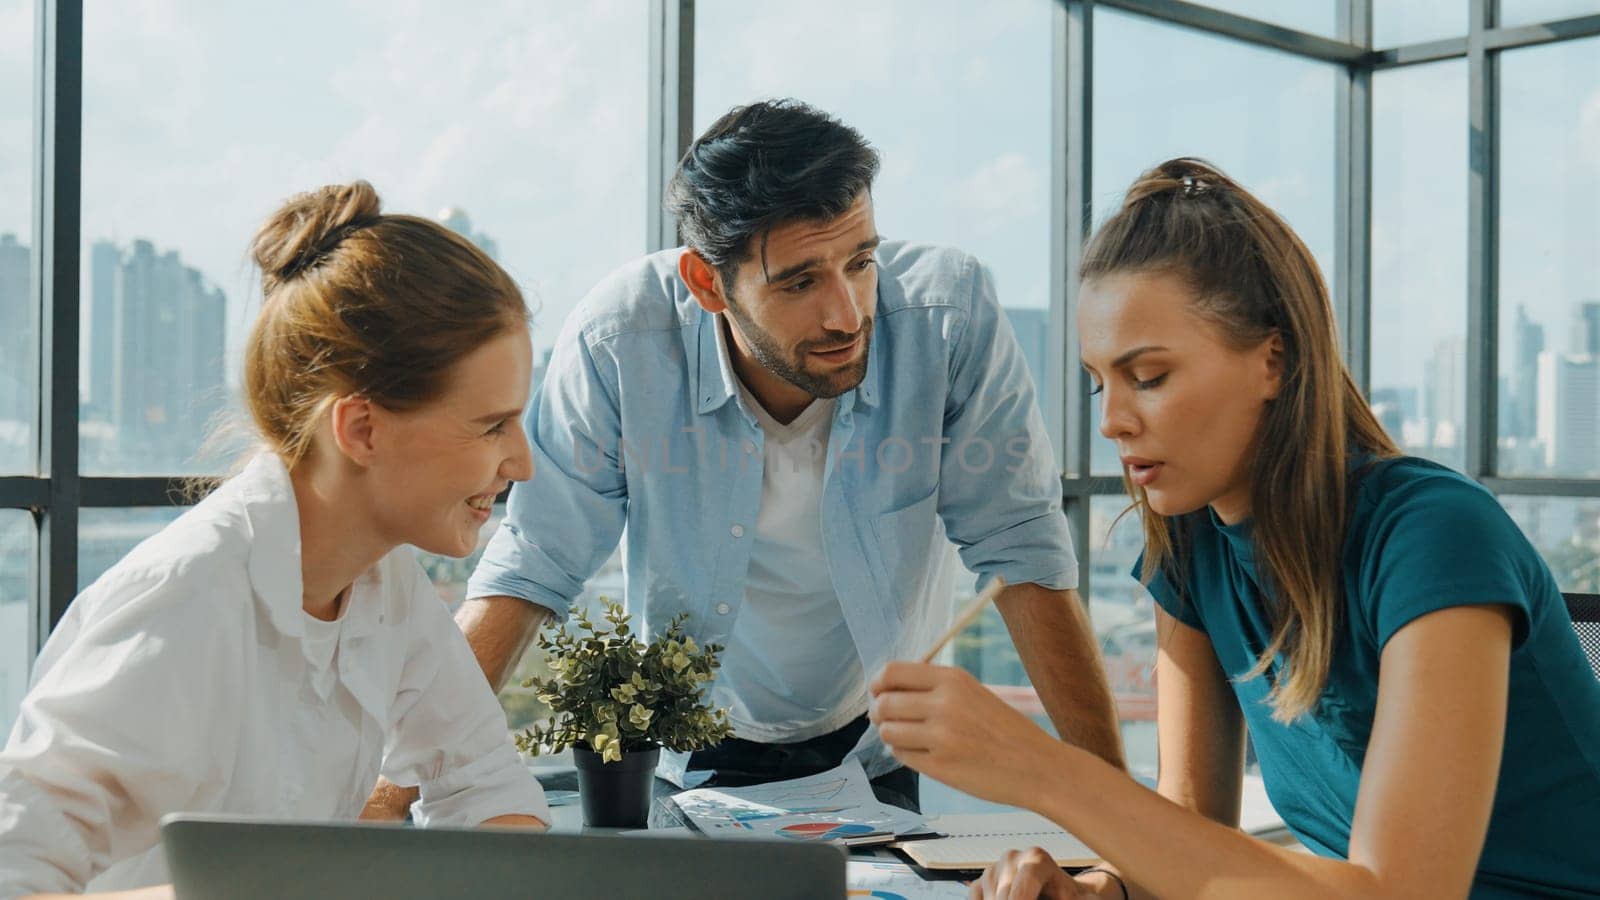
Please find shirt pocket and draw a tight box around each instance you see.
[867,488,943,623]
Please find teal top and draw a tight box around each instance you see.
[1139,456,1600,899]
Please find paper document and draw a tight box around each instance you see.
[846,858,969,898]
[671,759,925,846]
[891,811,1098,870]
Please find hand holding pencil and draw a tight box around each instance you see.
[871,575,1069,810]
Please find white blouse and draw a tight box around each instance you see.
[0,454,549,897]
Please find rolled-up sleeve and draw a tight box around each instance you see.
[936,259,1077,591]
[0,572,234,899]
[467,317,629,618]
[382,567,550,827]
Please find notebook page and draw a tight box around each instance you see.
[896,811,1099,869]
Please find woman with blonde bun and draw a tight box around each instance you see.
[0,182,550,900]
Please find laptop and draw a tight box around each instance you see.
[161,814,846,899]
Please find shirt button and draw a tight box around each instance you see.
[716,603,732,615]
[730,524,745,538]
[742,439,756,454]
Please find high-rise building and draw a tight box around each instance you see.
[1509,304,1545,439]
[1368,386,1408,442]
[1537,350,1600,475]
[87,240,122,422]
[1572,301,1600,357]
[87,239,228,471]
[1425,336,1466,463]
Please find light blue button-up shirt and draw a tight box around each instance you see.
[468,241,1077,785]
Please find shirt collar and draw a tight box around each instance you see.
[693,302,882,417]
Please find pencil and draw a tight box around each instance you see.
[919,576,1007,663]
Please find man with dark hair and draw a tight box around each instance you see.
[369,99,1122,816]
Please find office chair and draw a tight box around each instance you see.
[1561,592,1600,681]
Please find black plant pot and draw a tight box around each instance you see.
[572,744,661,829]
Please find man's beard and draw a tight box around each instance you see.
[726,309,873,400]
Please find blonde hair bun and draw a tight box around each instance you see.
[251,181,382,292]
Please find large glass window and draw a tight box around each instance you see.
[695,0,1058,457]
[80,2,648,476]
[1371,60,1468,469]
[0,0,35,476]
[0,511,35,736]
[1091,8,1339,474]
[1373,0,1468,47]
[1497,35,1600,477]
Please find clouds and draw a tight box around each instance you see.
[954,152,1046,235]
[76,0,649,375]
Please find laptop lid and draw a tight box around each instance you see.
[161,814,846,899]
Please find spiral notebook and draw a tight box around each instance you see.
[890,811,1099,871]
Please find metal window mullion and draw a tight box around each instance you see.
[0,478,48,508]
[1465,0,1499,480]
[37,0,83,643]
[1481,477,1600,498]
[1484,13,1600,51]
[646,0,693,253]
[1367,37,1470,68]
[1057,0,1095,601]
[1336,0,1373,393]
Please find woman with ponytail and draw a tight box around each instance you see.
[872,159,1600,899]
[0,182,550,900]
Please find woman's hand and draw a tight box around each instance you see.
[869,661,1065,808]
[969,849,1106,899]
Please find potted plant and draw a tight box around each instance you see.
[515,598,734,828]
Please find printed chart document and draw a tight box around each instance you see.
[671,759,925,846]
[891,811,1099,870]
[847,857,968,898]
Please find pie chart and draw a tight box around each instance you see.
[775,821,878,841]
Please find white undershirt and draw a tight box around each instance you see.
[296,608,365,816]
[718,383,870,743]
